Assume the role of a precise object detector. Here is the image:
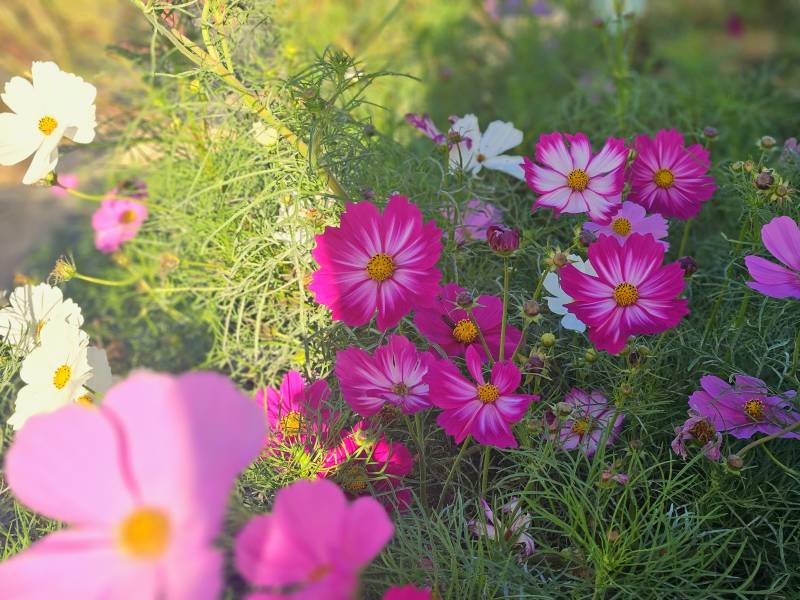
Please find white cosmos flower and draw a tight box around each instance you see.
[448,114,525,180]
[0,283,84,352]
[0,61,96,185]
[543,254,597,333]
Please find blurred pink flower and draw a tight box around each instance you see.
[745,216,800,299]
[545,388,624,456]
[91,199,148,253]
[441,198,503,244]
[50,173,78,198]
[0,371,264,600]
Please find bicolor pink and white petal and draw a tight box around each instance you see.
[524,132,627,223]
[560,233,689,354]
[745,215,800,299]
[583,201,669,249]
[309,194,442,330]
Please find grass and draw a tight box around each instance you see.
[3,0,800,597]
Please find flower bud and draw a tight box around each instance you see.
[361,188,375,201]
[584,349,598,363]
[554,401,573,417]
[363,123,377,137]
[755,170,775,190]
[703,126,719,139]
[486,224,520,255]
[678,256,698,278]
[726,454,744,470]
[159,253,180,276]
[743,160,754,172]
[111,252,131,268]
[523,299,541,317]
[552,252,569,268]
[759,135,776,149]
[579,229,598,247]
[776,185,790,198]
[525,354,545,374]
[540,333,556,348]
[455,290,474,308]
[49,256,76,284]
[731,161,743,172]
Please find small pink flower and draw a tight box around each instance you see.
[583,201,669,249]
[383,585,432,600]
[560,233,689,355]
[425,346,539,448]
[413,283,522,360]
[235,479,394,600]
[309,194,442,330]
[688,374,800,440]
[0,372,264,600]
[91,199,148,253]
[256,370,331,447]
[745,216,800,299]
[486,224,520,254]
[545,388,624,456]
[441,197,503,244]
[50,173,78,198]
[321,421,415,509]
[405,113,447,145]
[671,410,723,461]
[469,497,535,557]
[628,129,716,220]
[524,132,627,223]
[336,334,432,417]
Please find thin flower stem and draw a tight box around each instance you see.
[677,218,693,257]
[437,436,471,510]
[74,272,141,287]
[61,187,104,202]
[414,412,428,509]
[466,306,494,365]
[737,419,800,456]
[480,445,491,498]
[499,258,510,361]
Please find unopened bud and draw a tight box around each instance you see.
[606,529,621,542]
[552,252,569,268]
[731,161,743,172]
[159,253,180,276]
[755,170,774,190]
[759,135,776,149]
[361,188,375,201]
[111,252,130,268]
[455,290,473,308]
[525,354,545,374]
[363,123,377,137]
[703,126,719,139]
[49,256,76,283]
[486,224,520,255]
[727,454,744,470]
[523,300,541,317]
[540,333,556,348]
[554,401,572,417]
[776,185,790,198]
[579,229,598,247]
[678,256,698,277]
[584,349,598,363]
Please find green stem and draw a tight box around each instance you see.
[74,272,140,287]
[677,218,693,257]
[437,436,471,510]
[499,258,511,361]
[738,419,800,456]
[466,306,495,365]
[480,445,491,498]
[414,412,428,509]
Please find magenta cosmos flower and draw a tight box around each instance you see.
[0,372,264,600]
[441,197,503,244]
[426,346,538,448]
[628,129,716,219]
[560,233,689,354]
[688,374,800,439]
[91,198,148,253]
[583,201,669,249]
[336,334,432,417]
[235,479,394,600]
[523,132,627,223]
[545,388,624,456]
[745,216,800,299]
[256,370,331,446]
[321,421,414,509]
[671,410,723,462]
[384,585,432,600]
[309,193,442,330]
[413,283,522,360]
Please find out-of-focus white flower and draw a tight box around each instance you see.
[469,497,535,558]
[0,283,84,352]
[543,254,596,332]
[449,114,525,180]
[0,61,96,184]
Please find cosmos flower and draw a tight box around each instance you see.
[545,388,624,456]
[441,197,503,244]
[235,479,393,600]
[405,113,448,145]
[469,497,535,557]
[50,173,78,198]
[448,114,526,180]
[383,585,432,600]
[256,370,331,446]
[744,215,800,299]
[0,283,83,352]
[336,334,432,417]
[0,61,96,184]
[413,283,522,360]
[671,410,723,461]
[309,193,442,330]
[523,132,627,223]
[0,371,264,600]
[425,346,538,448]
[583,201,669,249]
[688,374,800,439]
[543,254,596,333]
[91,199,148,254]
[559,233,689,354]
[627,129,716,220]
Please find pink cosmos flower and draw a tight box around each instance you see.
[91,199,148,253]
[256,370,331,446]
[441,197,503,244]
[425,346,538,448]
[384,585,432,600]
[523,132,627,223]
[336,334,432,417]
[413,283,522,360]
[583,201,669,249]
[321,421,415,509]
[628,129,716,220]
[560,233,689,354]
[688,374,800,440]
[745,216,800,299]
[0,371,264,600]
[469,497,535,557]
[309,194,443,330]
[545,388,624,456]
[235,479,394,600]
[405,113,447,145]
[671,410,723,461]
[50,172,78,198]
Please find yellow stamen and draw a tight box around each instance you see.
[571,417,590,435]
[452,318,479,344]
[476,383,500,404]
[52,365,72,390]
[279,410,305,437]
[476,153,486,163]
[611,217,632,236]
[118,508,171,559]
[75,394,94,407]
[743,398,765,420]
[613,282,639,307]
[391,382,409,396]
[338,463,369,493]
[566,168,589,192]
[366,253,395,282]
[119,209,138,224]
[653,168,675,189]
[38,116,58,136]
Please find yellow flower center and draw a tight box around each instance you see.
[338,463,369,493]
[309,564,332,582]
[118,508,171,559]
[476,153,487,163]
[75,394,94,407]
[38,115,58,136]
[279,410,305,437]
[52,365,72,390]
[653,168,675,189]
[613,282,639,307]
[391,382,409,396]
[566,168,589,192]
[571,417,590,435]
[366,253,395,282]
[743,398,765,420]
[119,209,138,224]
[611,217,632,236]
[452,318,479,344]
[476,383,500,404]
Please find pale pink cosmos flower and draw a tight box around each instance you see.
[441,197,504,244]
[91,199,148,253]
[583,201,669,249]
[545,388,624,456]
[523,132,627,223]
[383,585,432,600]
[0,371,264,600]
[235,479,394,600]
[469,497,535,557]
[745,216,800,299]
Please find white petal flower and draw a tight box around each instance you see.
[0,283,84,352]
[448,114,525,180]
[543,254,596,333]
[0,61,96,184]
[9,321,92,429]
